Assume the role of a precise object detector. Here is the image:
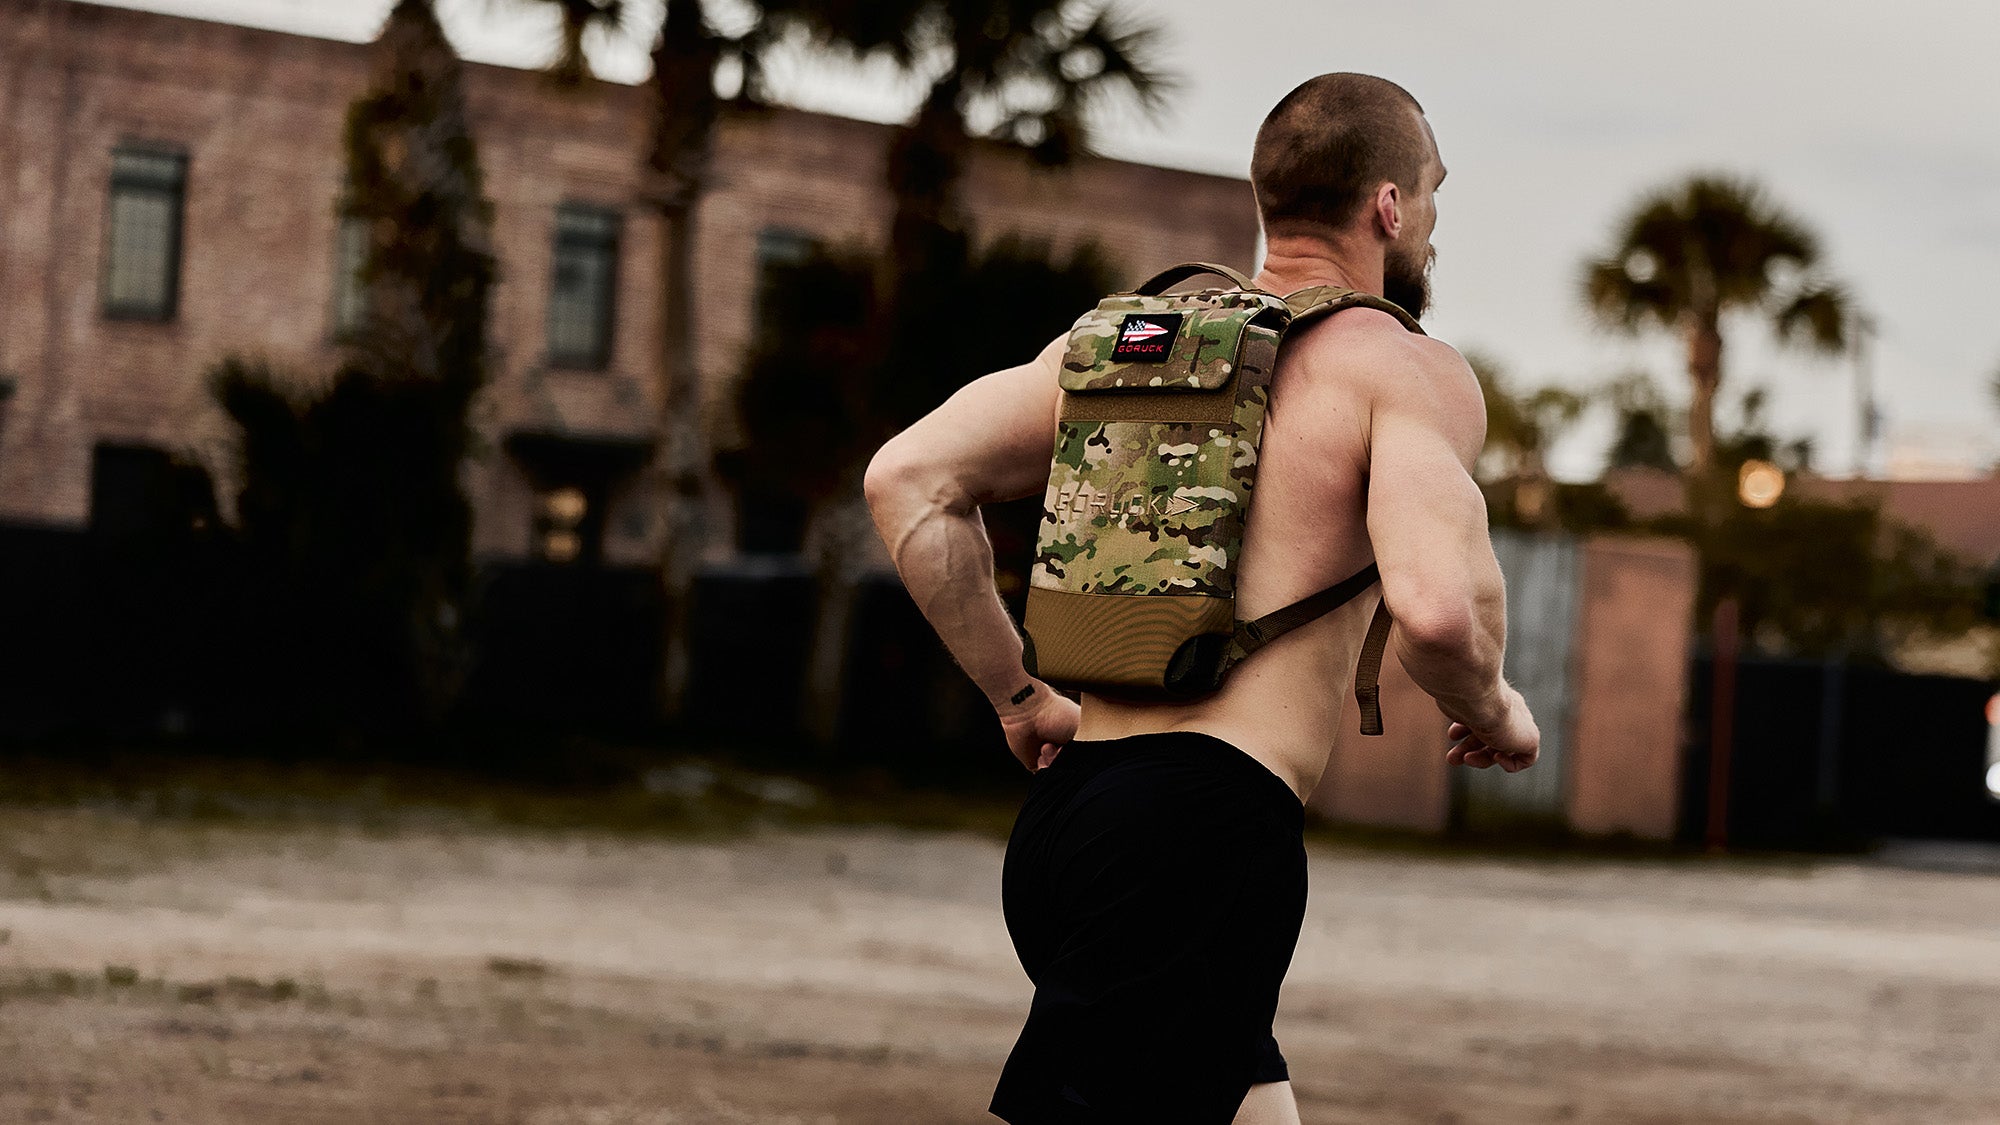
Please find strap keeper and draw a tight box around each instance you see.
[1355,686,1384,737]
[1353,596,1395,736]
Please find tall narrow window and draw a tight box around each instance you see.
[102,147,188,320]
[753,227,818,333]
[333,211,370,338]
[546,204,620,369]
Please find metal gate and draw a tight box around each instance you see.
[1455,530,1577,831]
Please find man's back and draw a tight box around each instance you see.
[1073,295,1487,800]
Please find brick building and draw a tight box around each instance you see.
[0,0,1261,567]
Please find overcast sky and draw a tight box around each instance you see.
[93,0,2000,479]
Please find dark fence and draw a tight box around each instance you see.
[0,520,665,748]
[682,562,1018,785]
[1683,654,2000,849]
[456,562,664,737]
[10,514,1997,819]
[841,573,1014,784]
[684,559,815,742]
[0,522,1012,782]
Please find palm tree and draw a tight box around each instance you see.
[767,0,1168,290]
[1582,174,1851,476]
[526,0,780,720]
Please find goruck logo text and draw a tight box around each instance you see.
[1110,312,1182,363]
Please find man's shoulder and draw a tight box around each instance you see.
[1286,307,1474,391]
[1282,308,1483,460]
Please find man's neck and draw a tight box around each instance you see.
[1252,231,1383,298]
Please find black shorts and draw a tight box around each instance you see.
[989,731,1309,1124]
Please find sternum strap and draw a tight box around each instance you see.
[1223,563,1396,736]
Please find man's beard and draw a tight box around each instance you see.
[1383,243,1436,320]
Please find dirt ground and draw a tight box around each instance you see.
[3,804,1999,1124]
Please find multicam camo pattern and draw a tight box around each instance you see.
[1060,292,1290,393]
[1032,292,1279,598]
[1029,411,1266,597]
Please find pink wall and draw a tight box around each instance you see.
[1310,534,1697,840]
[1565,536,1697,841]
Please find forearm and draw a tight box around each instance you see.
[869,483,1034,713]
[1390,547,1511,730]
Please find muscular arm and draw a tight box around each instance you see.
[1359,331,1535,764]
[863,337,1078,768]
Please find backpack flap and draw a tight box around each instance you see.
[1058,293,1287,396]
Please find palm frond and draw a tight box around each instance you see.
[1774,281,1851,354]
[514,0,627,87]
[1059,5,1174,116]
[1582,257,1675,333]
[761,0,931,65]
[944,1,1174,166]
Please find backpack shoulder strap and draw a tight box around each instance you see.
[1220,564,1396,736]
[1131,261,1260,296]
[1283,285,1427,336]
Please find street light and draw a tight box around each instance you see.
[1738,459,1784,508]
[1985,693,2000,802]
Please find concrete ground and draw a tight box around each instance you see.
[2,805,1998,1123]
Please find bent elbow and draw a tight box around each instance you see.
[1392,600,1480,661]
[863,439,916,515]
[1388,570,1507,684]
[864,438,970,533]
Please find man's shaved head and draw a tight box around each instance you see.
[1252,73,1431,234]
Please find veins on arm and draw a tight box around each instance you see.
[864,337,1065,711]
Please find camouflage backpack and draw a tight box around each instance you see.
[1020,262,1423,734]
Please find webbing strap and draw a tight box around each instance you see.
[1226,564,1381,665]
[1131,261,1258,296]
[1220,564,1394,736]
[1218,564,1389,734]
[1353,599,1395,736]
[1284,286,1427,336]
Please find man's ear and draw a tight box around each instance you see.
[1372,181,1403,239]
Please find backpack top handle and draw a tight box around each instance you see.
[1130,262,1260,296]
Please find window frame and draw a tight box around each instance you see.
[544,202,623,371]
[100,144,189,323]
[330,207,371,341]
[751,226,819,333]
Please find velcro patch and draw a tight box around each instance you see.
[1109,313,1182,363]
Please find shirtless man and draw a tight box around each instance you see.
[865,73,1540,1124]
